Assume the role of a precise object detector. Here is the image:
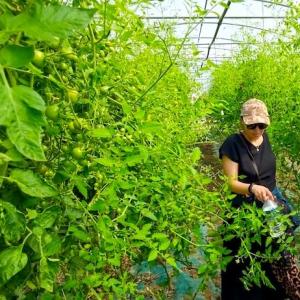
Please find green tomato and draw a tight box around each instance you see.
[59,62,69,71]
[61,46,78,60]
[72,147,83,160]
[68,121,77,133]
[49,36,60,49]
[67,89,79,103]
[84,243,91,249]
[32,50,45,66]
[67,53,78,61]
[45,170,55,178]
[61,75,68,82]
[62,145,69,153]
[45,105,59,120]
[37,164,48,175]
[80,159,89,167]
[41,200,48,207]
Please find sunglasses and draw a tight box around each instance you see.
[246,123,268,130]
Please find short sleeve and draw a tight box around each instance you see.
[219,135,239,163]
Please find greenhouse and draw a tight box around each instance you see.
[0,0,299,299]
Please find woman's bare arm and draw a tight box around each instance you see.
[222,155,274,201]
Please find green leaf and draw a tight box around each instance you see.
[5,148,24,162]
[138,145,148,162]
[34,206,61,229]
[198,264,208,274]
[141,208,157,221]
[43,234,61,257]
[148,249,158,261]
[132,223,152,240]
[0,161,8,187]
[26,208,38,220]
[10,169,57,197]
[39,257,53,292]
[191,147,201,163]
[0,31,11,45]
[95,157,115,167]
[0,84,46,160]
[0,201,26,243]
[266,236,272,248]
[28,232,61,257]
[0,153,10,163]
[124,154,144,166]
[140,121,162,134]
[74,177,88,199]
[108,254,121,267]
[159,239,170,251]
[2,4,95,42]
[166,256,177,268]
[0,245,28,287]
[87,127,112,138]
[285,236,294,244]
[68,225,91,242]
[121,101,131,115]
[152,233,168,240]
[83,274,101,288]
[0,45,34,67]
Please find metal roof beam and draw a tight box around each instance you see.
[252,0,290,8]
[142,16,285,20]
[173,21,277,32]
[181,41,278,45]
[188,36,246,42]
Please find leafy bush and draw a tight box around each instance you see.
[0,0,221,298]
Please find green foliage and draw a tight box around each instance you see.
[0,83,46,160]
[0,45,34,68]
[0,0,216,298]
[1,0,294,297]
[0,246,28,287]
[0,201,26,243]
[0,3,96,43]
[9,169,57,197]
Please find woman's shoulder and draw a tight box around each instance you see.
[221,133,241,145]
[219,133,241,161]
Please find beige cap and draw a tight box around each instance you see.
[240,98,270,125]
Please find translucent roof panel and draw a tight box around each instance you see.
[138,0,295,88]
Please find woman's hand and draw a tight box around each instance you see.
[251,184,274,202]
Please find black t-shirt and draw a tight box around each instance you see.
[219,132,276,190]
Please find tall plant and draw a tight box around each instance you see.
[0,0,224,298]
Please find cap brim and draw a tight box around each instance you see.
[243,116,270,125]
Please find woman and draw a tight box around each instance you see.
[219,98,300,300]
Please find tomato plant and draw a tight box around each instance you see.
[2,0,297,299]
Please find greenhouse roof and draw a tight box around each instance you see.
[139,0,296,87]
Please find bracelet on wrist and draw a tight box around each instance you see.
[248,183,254,194]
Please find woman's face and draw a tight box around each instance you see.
[242,121,268,140]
